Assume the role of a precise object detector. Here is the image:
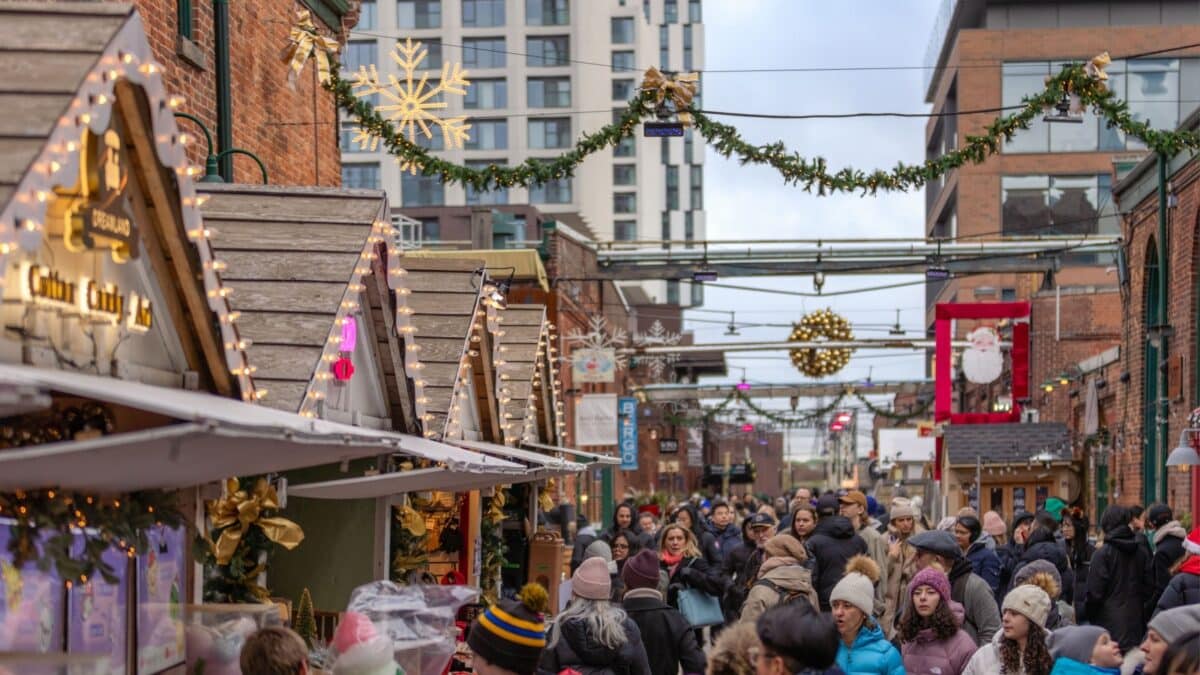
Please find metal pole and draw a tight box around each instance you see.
[213,0,233,180]
[621,338,1003,356]
[1156,152,1171,504]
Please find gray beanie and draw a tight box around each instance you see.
[1147,604,1200,645]
[1049,626,1108,663]
[1012,559,1062,596]
[584,539,613,562]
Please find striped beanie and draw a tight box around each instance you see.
[468,584,549,675]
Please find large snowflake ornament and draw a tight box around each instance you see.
[632,320,682,381]
[566,316,628,370]
[352,38,471,173]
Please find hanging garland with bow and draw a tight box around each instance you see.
[662,388,933,428]
[281,10,339,87]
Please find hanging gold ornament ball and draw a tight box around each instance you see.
[787,308,855,378]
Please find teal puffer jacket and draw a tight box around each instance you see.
[835,623,905,675]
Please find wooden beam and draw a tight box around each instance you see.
[471,305,501,443]
[370,252,416,432]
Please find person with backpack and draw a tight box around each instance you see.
[619,550,706,675]
[1085,505,1152,652]
[1147,504,1186,609]
[897,567,977,675]
[808,493,868,612]
[722,512,775,623]
[540,557,651,675]
[830,555,903,675]
[738,534,818,626]
[1154,526,1200,614]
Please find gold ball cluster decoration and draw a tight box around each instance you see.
[788,308,854,378]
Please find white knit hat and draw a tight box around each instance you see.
[829,555,879,617]
[1002,584,1051,629]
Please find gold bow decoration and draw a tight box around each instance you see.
[486,488,507,523]
[281,10,339,87]
[205,478,304,566]
[1086,52,1111,89]
[539,479,556,512]
[640,67,700,125]
[397,503,427,536]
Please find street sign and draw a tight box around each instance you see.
[643,122,685,137]
[659,438,679,454]
[618,397,638,470]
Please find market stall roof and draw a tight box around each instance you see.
[453,439,586,477]
[523,442,620,465]
[0,364,524,491]
[943,422,1070,467]
[496,304,550,443]
[287,466,532,500]
[401,248,550,292]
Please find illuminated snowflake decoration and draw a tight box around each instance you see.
[632,320,682,381]
[351,38,471,173]
[565,316,628,370]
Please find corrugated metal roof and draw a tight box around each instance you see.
[943,422,1070,466]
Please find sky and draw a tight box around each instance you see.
[685,1,944,458]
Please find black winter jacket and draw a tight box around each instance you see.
[806,515,867,611]
[720,539,763,619]
[1154,567,1200,614]
[662,555,725,609]
[1012,527,1075,601]
[1085,525,1153,651]
[621,589,706,675]
[538,615,652,675]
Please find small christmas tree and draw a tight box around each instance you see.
[295,588,317,648]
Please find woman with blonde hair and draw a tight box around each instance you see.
[659,523,725,611]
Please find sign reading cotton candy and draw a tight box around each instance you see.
[962,326,1002,384]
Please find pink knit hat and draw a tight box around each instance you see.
[908,566,952,604]
[572,556,612,600]
[983,511,1007,538]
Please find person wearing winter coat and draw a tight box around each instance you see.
[739,534,819,626]
[721,513,774,623]
[707,621,760,675]
[808,493,869,611]
[604,502,656,553]
[1154,525,1200,614]
[673,504,722,568]
[786,502,819,544]
[1012,560,1074,629]
[839,491,889,619]
[619,550,706,675]
[954,515,1002,597]
[909,529,1002,646]
[996,511,1035,605]
[1046,626,1124,675]
[573,515,600,573]
[658,523,725,610]
[897,566,977,675]
[1147,506,1186,608]
[882,497,922,640]
[1059,509,1094,621]
[1134,604,1200,675]
[828,555,902,675]
[584,539,626,603]
[1085,505,1152,652]
[1012,516,1074,603]
[707,500,742,562]
[540,557,652,675]
[754,604,846,675]
[963,584,1054,675]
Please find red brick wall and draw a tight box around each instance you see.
[1028,289,1122,424]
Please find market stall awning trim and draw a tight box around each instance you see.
[287,467,529,499]
[453,439,587,475]
[523,442,620,465]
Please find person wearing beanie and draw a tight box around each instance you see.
[1044,498,1068,523]
[754,604,843,675]
[738,534,818,626]
[830,555,903,675]
[807,494,868,612]
[618,550,705,675]
[954,514,1002,596]
[1147,505,1186,609]
[540,558,651,675]
[469,584,549,675]
[1047,626,1122,675]
[839,490,889,623]
[910,529,1002,647]
[1137,605,1200,675]
[585,538,625,602]
[984,511,1009,547]
[1154,525,1200,613]
[1085,505,1153,652]
[1012,559,1074,629]
[331,612,404,675]
[897,567,976,675]
[1012,512,1075,613]
[882,497,922,640]
[963,585,1054,675]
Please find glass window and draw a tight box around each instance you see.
[401,171,444,206]
[465,118,508,150]
[612,79,635,101]
[413,129,444,150]
[397,0,441,28]
[688,0,701,22]
[343,41,376,73]
[613,164,636,185]
[420,217,441,242]
[684,128,694,163]
[659,25,669,69]
[466,160,508,205]
[528,117,571,148]
[462,0,504,27]
[661,137,670,164]
[684,211,694,241]
[614,192,637,214]
[612,50,635,72]
[465,78,507,109]
[612,17,634,43]
[1001,62,1049,153]
[1125,59,1181,150]
[463,37,506,68]
[666,165,679,210]
[615,220,638,241]
[526,0,569,25]
[1000,288,1017,302]
[528,36,569,67]
[690,279,703,305]
[413,40,442,69]
[689,165,703,209]
[667,279,680,304]
[643,0,650,21]
[1001,174,1117,237]
[341,123,367,152]
[614,135,636,157]
[530,174,572,203]
[528,77,571,107]
[342,163,381,189]
[683,24,693,71]
[358,0,377,30]
[661,211,670,240]
[664,0,678,22]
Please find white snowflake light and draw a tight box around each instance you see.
[566,316,628,370]
[632,320,682,381]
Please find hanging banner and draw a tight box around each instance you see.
[618,396,638,470]
[68,535,128,673]
[575,394,617,446]
[686,426,703,466]
[0,520,65,658]
[572,347,617,383]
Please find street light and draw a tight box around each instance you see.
[1166,428,1200,468]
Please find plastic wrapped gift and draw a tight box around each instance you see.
[0,653,108,675]
[183,603,282,675]
[338,581,478,675]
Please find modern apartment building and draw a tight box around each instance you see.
[340,0,706,306]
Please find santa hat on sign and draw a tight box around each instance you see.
[332,612,400,675]
[1185,527,1200,556]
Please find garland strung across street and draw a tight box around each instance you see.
[662,388,932,428]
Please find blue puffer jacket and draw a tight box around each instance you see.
[965,539,1002,596]
[835,623,904,675]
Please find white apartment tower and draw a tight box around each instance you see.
[340,0,706,306]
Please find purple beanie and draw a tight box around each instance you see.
[908,566,953,604]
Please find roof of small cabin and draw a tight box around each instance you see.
[498,304,548,443]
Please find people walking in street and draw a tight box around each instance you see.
[1134,604,1200,675]
[1012,511,1074,604]
[883,497,922,640]
[963,584,1054,675]
[1154,526,1200,614]
[1060,509,1093,621]
[585,539,625,602]
[1146,505,1186,609]
[620,549,706,675]
[897,566,977,675]
[708,500,741,562]
[984,511,1008,548]
[1012,560,1074,629]
[739,533,818,626]
[469,584,549,675]
[1158,631,1200,675]
[753,604,845,675]
[787,502,819,545]
[955,514,1002,597]
[997,511,1035,605]
[722,513,776,623]
[611,530,639,575]
[658,523,726,615]
[839,490,888,619]
[540,557,651,675]
[573,515,599,573]
[909,529,1002,646]
[674,503,722,568]
[1046,626,1123,675]
[776,488,815,535]
[829,555,903,675]
[808,493,868,612]
[606,502,655,552]
[1085,505,1152,652]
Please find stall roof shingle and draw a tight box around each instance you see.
[943,422,1070,466]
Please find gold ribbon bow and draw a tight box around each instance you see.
[206,478,304,566]
[281,10,340,86]
[539,479,556,512]
[640,67,700,125]
[397,503,427,536]
[1086,51,1111,90]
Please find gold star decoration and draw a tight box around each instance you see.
[352,38,471,173]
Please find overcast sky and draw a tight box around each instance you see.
[686,1,943,458]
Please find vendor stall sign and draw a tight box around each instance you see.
[19,262,153,332]
[62,129,139,263]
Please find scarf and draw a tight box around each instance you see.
[661,550,684,567]
[1181,555,1200,576]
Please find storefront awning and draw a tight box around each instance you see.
[452,439,587,476]
[287,466,525,499]
[522,442,620,465]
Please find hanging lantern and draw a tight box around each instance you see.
[333,357,355,382]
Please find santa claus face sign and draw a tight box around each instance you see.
[962,326,1002,384]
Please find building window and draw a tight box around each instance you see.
[659,25,669,69]
[530,175,572,203]
[611,50,635,72]
[358,0,377,29]
[1001,174,1118,237]
[661,137,669,164]
[528,117,571,148]
[683,128,694,163]
[465,118,508,150]
[528,36,569,67]
[465,78,507,109]
[341,123,367,152]
[420,217,441,242]
[661,211,670,240]
[466,160,508,205]
[343,41,376,73]
[688,0,700,22]
[666,279,680,304]
[527,77,571,108]
[666,165,679,210]
[342,163,381,189]
[612,79,634,101]
[611,17,634,43]
[177,0,194,39]
[1000,288,1017,302]
[462,0,504,27]
[613,164,636,185]
[615,135,636,157]
[684,210,694,241]
[463,37,506,68]
[615,220,638,241]
[683,24,693,71]
[690,279,703,305]
[526,0,569,25]
[614,192,637,214]
[401,171,445,206]
[397,0,441,28]
[689,165,703,209]
[414,130,445,150]
[664,0,678,22]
